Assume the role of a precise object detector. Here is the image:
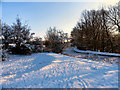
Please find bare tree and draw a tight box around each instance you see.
[107,3,120,53]
[71,8,118,53]
[45,27,68,53]
[108,3,120,32]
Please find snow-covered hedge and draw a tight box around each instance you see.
[10,44,32,55]
[2,49,8,61]
[9,43,43,55]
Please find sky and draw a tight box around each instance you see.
[1,1,119,38]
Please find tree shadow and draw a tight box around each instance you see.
[2,53,57,81]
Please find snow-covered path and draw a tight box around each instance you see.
[63,48,119,64]
[1,53,118,88]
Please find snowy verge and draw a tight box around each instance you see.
[74,47,120,57]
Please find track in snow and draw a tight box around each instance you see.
[1,53,118,88]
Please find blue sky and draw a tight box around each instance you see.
[2,2,118,38]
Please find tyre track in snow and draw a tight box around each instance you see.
[1,53,118,88]
[48,57,90,88]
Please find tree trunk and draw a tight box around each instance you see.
[4,42,9,49]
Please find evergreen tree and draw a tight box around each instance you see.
[2,23,13,49]
[11,16,35,54]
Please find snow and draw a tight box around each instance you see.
[74,47,120,57]
[1,52,118,88]
[63,47,119,64]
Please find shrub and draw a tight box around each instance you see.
[45,27,68,53]
[2,49,8,61]
[10,44,32,55]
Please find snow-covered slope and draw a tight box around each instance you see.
[74,47,120,57]
[1,53,118,88]
[63,47,119,64]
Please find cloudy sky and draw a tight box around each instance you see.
[2,0,119,38]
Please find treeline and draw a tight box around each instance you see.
[1,17,68,61]
[1,3,120,61]
[71,4,120,53]
[1,17,44,61]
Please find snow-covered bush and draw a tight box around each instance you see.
[29,37,43,53]
[10,44,32,55]
[2,23,13,49]
[2,49,8,61]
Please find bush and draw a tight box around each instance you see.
[45,27,68,53]
[10,44,32,55]
[30,45,43,53]
[29,37,43,53]
[2,49,8,61]
[77,46,87,50]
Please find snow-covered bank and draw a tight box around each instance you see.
[1,53,118,88]
[74,47,120,57]
[63,47,119,64]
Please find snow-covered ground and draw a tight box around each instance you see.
[74,47,120,57]
[1,52,118,88]
[63,47,120,64]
